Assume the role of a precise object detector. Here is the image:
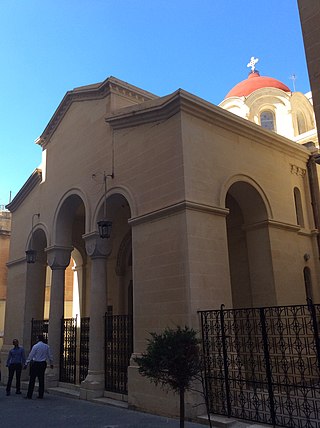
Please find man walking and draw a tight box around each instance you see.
[24,334,53,399]
[6,339,26,396]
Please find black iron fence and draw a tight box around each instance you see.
[31,318,49,346]
[199,303,320,428]
[79,317,90,383]
[104,314,133,394]
[60,317,77,383]
[31,317,90,384]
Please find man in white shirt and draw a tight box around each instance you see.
[24,334,53,399]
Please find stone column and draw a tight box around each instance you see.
[46,245,72,386]
[80,232,111,400]
[23,256,47,354]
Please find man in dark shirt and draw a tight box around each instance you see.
[6,339,26,396]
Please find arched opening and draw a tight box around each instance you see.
[44,248,84,319]
[43,194,87,385]
[297,110,307,135]
[260,110,276,131]
[53,194,86,318]
[226,181,276,308]
[102,193,133,394]
[293,187,304,227]
[24,227,48,351]
[304,267,313,303]
[105,194,132,316]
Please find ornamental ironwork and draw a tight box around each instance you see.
[199,303,320,428]
[104,314,133,394]
[30,318,49,347]
[60,317,77,383]
[79,317,90,382]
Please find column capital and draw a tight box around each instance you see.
[83,232,112,259]
[45,245,73,269]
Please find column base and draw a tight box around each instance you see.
[46,367,59,388]
[80,370,105,400]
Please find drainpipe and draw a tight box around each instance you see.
[307,154,320,258]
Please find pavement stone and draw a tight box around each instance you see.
[0,385,208,428]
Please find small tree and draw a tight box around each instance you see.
[134,326,201,428]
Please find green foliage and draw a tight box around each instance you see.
[135,325,201,394]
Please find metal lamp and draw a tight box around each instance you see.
[26,213,40,263]
[98,172,113,239]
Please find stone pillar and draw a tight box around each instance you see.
[80,232,111,400]
[23,256,47,355]
[46,245,72,386]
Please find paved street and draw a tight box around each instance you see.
[0,385,208,428]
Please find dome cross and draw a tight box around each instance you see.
[247,56,259,73]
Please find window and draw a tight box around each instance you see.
[294,187,304,227]
[297,111,307,135]
[304,267,313,303]
[260,110,275,131]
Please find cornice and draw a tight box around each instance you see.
[129,200,229,226]
[6,169,42,213]
[6,256,27,267]
[105,91,181,129]
[244,219,301,232]
[106,88,311,162]
[178,90,310,161]
[37,76,157,148]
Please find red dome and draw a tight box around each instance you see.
[225,71,291,99]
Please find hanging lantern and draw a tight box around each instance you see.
[26,249,37,264]
[97,172,113,239]
[98,219,112,239]
[26,213,40,263]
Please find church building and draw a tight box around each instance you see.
[1,58,319,419]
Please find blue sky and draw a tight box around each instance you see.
[0,1,310,206]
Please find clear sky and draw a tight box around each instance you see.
[0,0,310,206]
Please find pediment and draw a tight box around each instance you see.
[37,76,157,148]
[6,169,42,212]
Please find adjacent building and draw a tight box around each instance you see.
[0,207,11,349]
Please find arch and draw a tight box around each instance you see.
[291,92,316,135]
[225,179,276,308]
[220,175,273,220]
[92,185,137,231]
[52,189,88,246]
[246,87,291,107]
[23,226,49,349]
[25,223,49,252]
[52,188,90,244]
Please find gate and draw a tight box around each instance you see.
[60,317,77,383]
[104,314,133,394]
[31,317,90,384]
[199,303,320,428]
[31,318,49,346]
[79,317,90,383]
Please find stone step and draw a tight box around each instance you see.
[92,396,128,408]
[48,386,80,399]
[197,414,269,428]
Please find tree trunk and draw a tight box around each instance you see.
[180,387,185,428]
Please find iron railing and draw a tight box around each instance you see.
[31,318,49,347]
[199,303,320,428]
[79,317,90,382]
[31,317,90,383]
[60,317,77,383]
[104,314,133,394]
